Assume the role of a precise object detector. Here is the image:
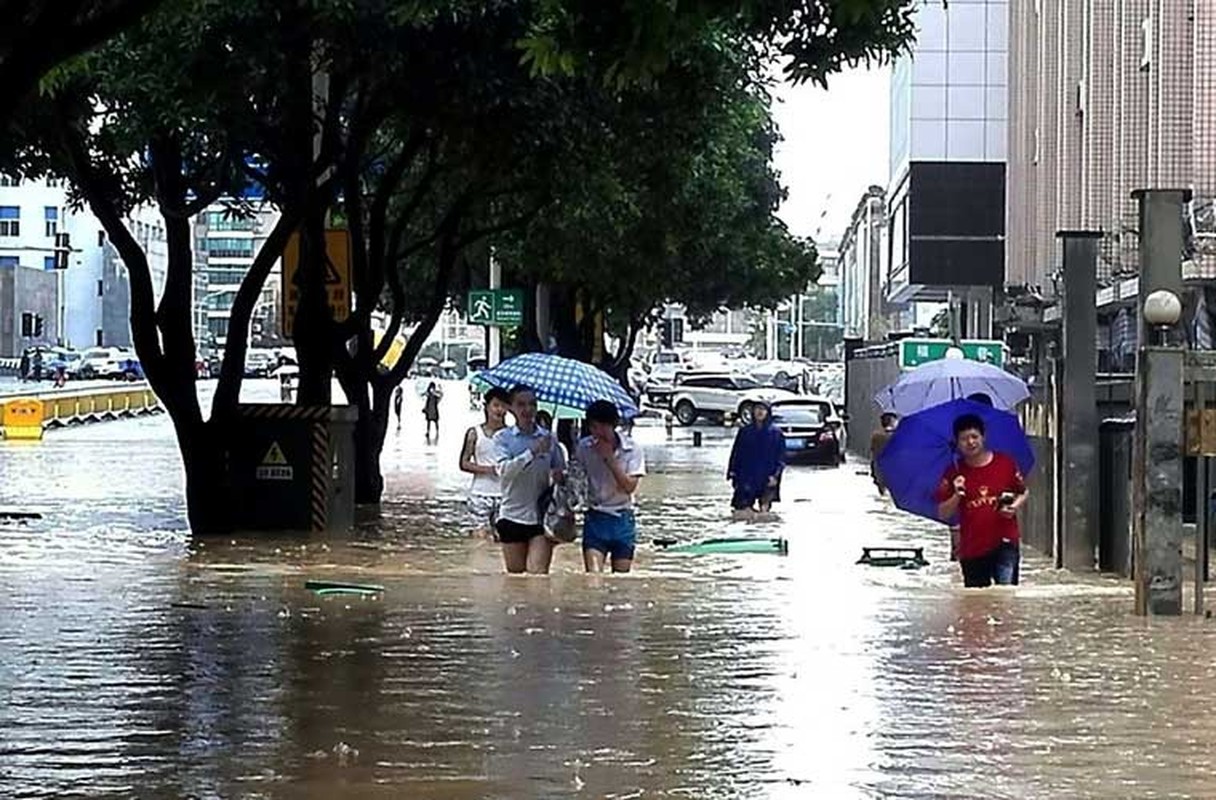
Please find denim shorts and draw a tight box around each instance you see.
[582,509,637,561]
[960,540,1020,588]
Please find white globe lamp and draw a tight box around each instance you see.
[945,346,965,360]
[1143,289,1182,346]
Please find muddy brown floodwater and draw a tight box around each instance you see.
[2,380,1216,798]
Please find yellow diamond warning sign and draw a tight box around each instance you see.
[281,229,352,339]
[256,441,294,480]
[262,442,288,465]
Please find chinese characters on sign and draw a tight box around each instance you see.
[466,289,524,327]
[899,339,1006,370]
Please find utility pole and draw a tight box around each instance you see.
[1132,189,1188,616]
[1057,231,1102,571]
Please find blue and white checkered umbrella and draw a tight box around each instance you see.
[473,352,638,420]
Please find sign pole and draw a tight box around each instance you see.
[488,257,502,367]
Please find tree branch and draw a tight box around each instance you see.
[380,203,468,389]
[212,210,300,417]
[372,265,407,363]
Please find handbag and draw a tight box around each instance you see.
[537,459,587,543]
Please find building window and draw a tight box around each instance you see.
[0,206,19,237]
[205,211,255,232]
[46,177,65,189]
[98,230,106,246]
[0,174,17,187]
[44,256,55,271]
[97,280,104,297]
[0,256,18,268]
[44,206,58,237]
[95,329,104,347]
[204,237,255,258]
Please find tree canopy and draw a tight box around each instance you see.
[494,32,819,368]
[0,0,165,126]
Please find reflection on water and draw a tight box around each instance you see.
[0,380,1213,797]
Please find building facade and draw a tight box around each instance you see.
[1008,0,1216,290]
[838,186,893,342]
[63,205,170,350]
[886,0,1008,333]
[0,175,69,356]
[0,175,180,354]
[195,204,282,349]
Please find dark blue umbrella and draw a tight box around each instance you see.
[876,398,1036,522]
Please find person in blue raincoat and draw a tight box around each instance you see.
[727,401,786,515]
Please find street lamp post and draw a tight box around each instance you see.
[1133,289,1185,616]
[1131,188,1189,616]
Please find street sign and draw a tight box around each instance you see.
[898,338,1006,370]
[466,289,524,327]
[282,229,352,338]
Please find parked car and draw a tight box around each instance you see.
[750,360,805,390]
[669,372,796,426]
[245,349,278,377]
[770,398,844,466]
[45,348,84,378]
[77,347,126,379]
[645,362,682,407]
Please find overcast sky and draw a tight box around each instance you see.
[770,67,891,245]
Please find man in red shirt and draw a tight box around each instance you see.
[935,413,1028,587]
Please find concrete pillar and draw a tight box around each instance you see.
[1134,347,1184,615]
[1133,189,1189,347]
[1058,231,1102,571]
[1132,189,1187,615]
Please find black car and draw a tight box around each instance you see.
[770,400,841,466]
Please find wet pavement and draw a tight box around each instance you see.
[1,380,1214,798]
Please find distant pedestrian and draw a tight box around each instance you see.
[870,412,898,495]
[727,400,785,518]
[575,400,645,573]
[460,387,510,538]
[423,382,441,440]
[393,385,404,431]
[31,350,43,382]
[18,351,30,382]
[935,413,1028,588]
[279,374,293,402]
[493,385,566,574]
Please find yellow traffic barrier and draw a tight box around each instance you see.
[1,382,162,437]
[2,399,45,440]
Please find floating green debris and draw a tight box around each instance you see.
[655,537,789,555]
[305,580,385,597]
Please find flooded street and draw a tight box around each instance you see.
[2,381,1216,798]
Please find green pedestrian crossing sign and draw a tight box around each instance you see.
[467,289,524,327]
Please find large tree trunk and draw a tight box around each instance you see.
[354,383,392,504]
[179,419,235,534]
[336,363,392,506]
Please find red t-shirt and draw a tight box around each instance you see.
[934,453,1026,560]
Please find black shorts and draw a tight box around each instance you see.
[495,519,545,544]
